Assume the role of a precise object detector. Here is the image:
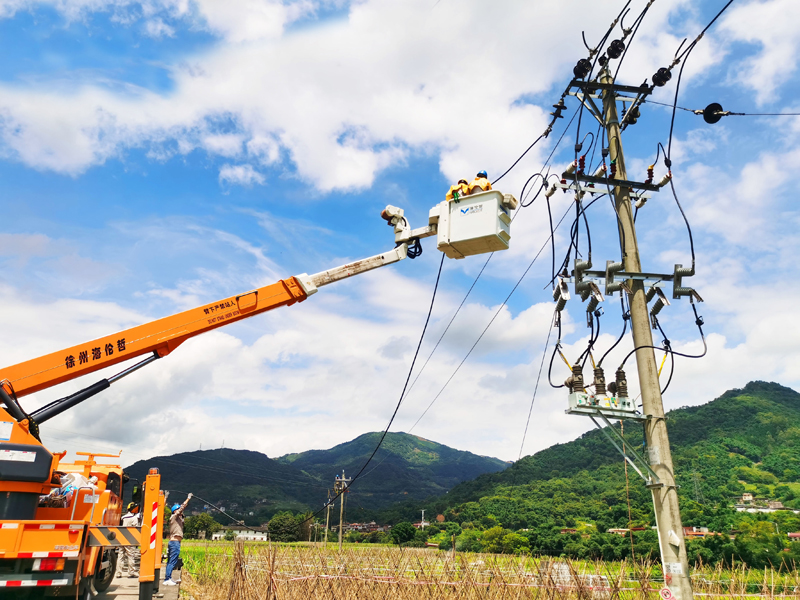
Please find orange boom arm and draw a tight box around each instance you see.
[1,277,309,398]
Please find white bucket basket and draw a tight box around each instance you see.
[430,190,517,259]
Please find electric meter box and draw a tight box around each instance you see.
[566,392,646,421]
[430,190,517,259]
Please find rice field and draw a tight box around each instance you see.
[180,541,800,599]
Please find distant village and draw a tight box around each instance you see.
[189,492,800,543]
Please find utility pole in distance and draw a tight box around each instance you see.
[334,470,351,552]
[324,490,331,549]
[600,66,693,599]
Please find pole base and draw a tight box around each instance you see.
[154,569,161,593]
[139,580,154,600]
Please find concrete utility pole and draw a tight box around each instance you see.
[334,470,351,552]
[324,492,331,548]
[600,67,693,600]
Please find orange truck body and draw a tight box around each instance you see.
[0,410,164,596]
[0,276,311,597]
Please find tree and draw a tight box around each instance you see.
[390,522,417,546]
[224,528,236,541]
[269,512,301,542]
[184,513,222,539]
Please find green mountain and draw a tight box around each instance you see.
[376,381,800,563]
[124,432,509,523]
[276,432,510,509]
[123,448,320,519]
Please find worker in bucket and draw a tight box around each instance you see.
[116,502,142,578]
[468,170,492,194]
[446,179,470,203]
[164,493,192,586]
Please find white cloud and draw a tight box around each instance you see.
[0,0,689,191]
[218,163,265,186]
[144,17,175,38]
[719,0,800,104]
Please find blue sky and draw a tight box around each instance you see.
[0,0,798,472]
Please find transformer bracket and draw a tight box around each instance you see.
[588,410,662,487]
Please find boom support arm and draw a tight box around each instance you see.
[0,241,414,402]
[0,192,516,410]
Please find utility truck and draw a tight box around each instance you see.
[0,190,516,598]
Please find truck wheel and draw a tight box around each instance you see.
[78,578,94,600]
[94,549,118,592]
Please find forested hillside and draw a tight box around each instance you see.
[277,432,509,508]
[376,382,800,566]
[124,432,509,523]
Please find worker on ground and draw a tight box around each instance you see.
[116,502,142,578]
[446,179,470,203]
[468,170,492,194]
[164,493,192,586]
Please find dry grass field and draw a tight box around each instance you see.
[181,542,800,599]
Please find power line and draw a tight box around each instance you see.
[646,98,800,117]
[518,310,555,460]
[409,202,574,433]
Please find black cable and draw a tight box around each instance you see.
[613,4,651,81]
[547,193,608,289]
[658,142,696,270]
[598,295,629,367]
[576,311,595,365]
[164,489,260,533]
[409,203,574,431]
[547,193,556,287]
[349,253,444,481]
[666,0,736,159]
[548,344,566,389]
[518,311,555,460]
[548,312,566,389]
[654,318,676,395]
[618,304,707,369]
[582,311,601,369]
[403,254,492,398]
[493,132,547,185]
[301,252,445,525]
[600,125,627,262]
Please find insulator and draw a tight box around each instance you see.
[598,54,608,66]
[587,296,599,314]
[555,297,567,312]
[593,367,606,396]
[550,98,567,119]
[609,161,617,178]
[658,173,672,187]
[634,196,647,209]
[578,155,586,174]
[703,102,724,124]
[573,58,592,79]
[564,161,576,176]
[606,39,625,59]
[545,184,557,198]
[645,165,654,185]
[571,364,585,393]
[652,67,672,87]
[622,105,640,125]
[615,368,628,398]
[650,297,666,318]
[646,288,657,303]
[593,164,606,177]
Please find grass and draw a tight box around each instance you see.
[180,541,800,599]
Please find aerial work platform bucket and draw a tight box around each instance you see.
[430,190,517,259]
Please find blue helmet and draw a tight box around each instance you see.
[171,503,181,512]
[477,170,488,178]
